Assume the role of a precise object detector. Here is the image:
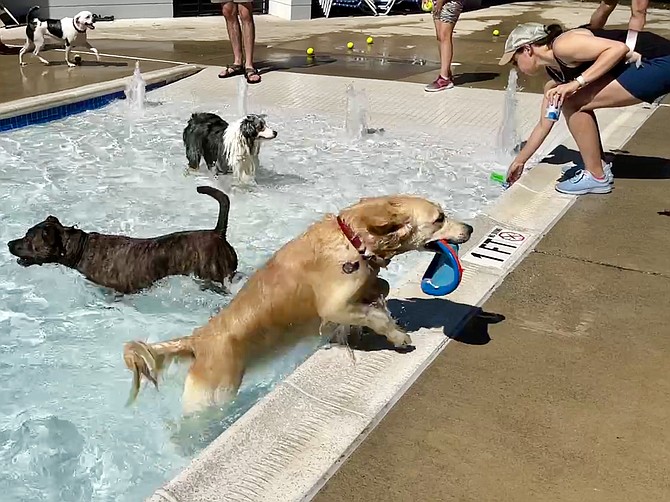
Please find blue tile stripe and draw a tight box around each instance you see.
[0,80,168,133]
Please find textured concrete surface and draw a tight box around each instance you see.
[313,108,670,502]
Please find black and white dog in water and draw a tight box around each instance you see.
[183,112,278,184]
[19,6,99,67]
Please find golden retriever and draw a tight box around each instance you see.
[123,195,473,415]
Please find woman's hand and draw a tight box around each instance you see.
[506,159,526,185]
[545,80,580,106]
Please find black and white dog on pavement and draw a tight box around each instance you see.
[19,6,99,67]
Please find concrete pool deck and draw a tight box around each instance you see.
[1,1,669,501]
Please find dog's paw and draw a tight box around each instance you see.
[387,330,412,348]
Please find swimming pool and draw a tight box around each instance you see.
[0,83,508,501]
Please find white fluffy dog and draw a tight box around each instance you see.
[19,6,99,67]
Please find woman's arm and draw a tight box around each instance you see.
[553,31,630,86]
[506,80,559,184]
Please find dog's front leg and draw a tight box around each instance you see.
[84,42,100,62]
[321,303,412,348]
[65,44,75,67]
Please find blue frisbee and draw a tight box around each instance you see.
[421,240,463,296]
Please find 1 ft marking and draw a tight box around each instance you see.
[462,227,530,269]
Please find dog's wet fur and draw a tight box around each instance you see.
[7,186,238,294]
[182,112,277,179]
[122,195,473,415]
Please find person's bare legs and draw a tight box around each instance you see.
[434,19,455,79]
[237,4,255,67]
[562,78,641,178]
[220,2,243,77]
[589,0,619,29]
[629,0,649,32]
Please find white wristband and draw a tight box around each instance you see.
[576,75,587,88]
[626,29,639,52]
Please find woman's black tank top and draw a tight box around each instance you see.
[546,26,670,84]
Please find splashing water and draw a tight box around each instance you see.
[344,83,369,139]
[237,76,249,117]
[124,61,146,112]
[496,68,520,162]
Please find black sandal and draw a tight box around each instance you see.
[244,67,261,84]
[218,64,243,79]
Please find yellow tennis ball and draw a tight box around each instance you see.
[422,1,433,11]
[366,36,374,44]
[493,29,500,36]
[347,41,354,49]
[307,47,314,55]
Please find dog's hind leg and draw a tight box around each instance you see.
[32,32,50,65]
[181,349,244,415]
[185,143,202,172]
[19,41,33,66]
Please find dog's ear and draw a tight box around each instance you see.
[46,215,61,225]
[240,117,257,139]
[358,201,412,257]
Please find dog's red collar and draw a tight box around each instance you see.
[337,216,366,255]
[336,216,389,268]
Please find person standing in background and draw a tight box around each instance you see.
[589,0,650,52]
[425,0,465,92]
[214,0,261,84]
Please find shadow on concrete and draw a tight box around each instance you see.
[76,60,129,68]
[610,150,670,179]
[335,297,507,352]
[388,297,505,345]
[543,144,670,180]
[453,71,499,86]
[255,54,337,75]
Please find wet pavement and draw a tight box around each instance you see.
[3,2,670,104]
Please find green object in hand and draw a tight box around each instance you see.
[490,172,506,183]
[490,171,511,189]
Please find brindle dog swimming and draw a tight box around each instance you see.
[7,186,238,294]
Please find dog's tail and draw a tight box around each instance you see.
[197,185,231,238]
[123,338,194,406]
[27,6,40,25]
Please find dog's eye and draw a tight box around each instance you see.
[434,213,445,224]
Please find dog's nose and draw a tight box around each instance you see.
[464,224,474,235]
[272,131,278,138]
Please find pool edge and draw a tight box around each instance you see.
[0,65,202,132]
[143,94,654,501]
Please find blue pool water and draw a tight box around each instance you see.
[0,91,505,501]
